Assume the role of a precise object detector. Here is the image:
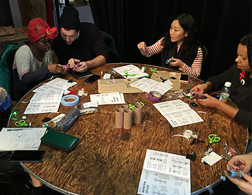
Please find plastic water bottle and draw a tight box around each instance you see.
[219,82,231,103]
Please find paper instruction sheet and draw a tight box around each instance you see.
[0,127,46,150]
[153,100,203,127]
[90,92,125,105]
[113,64,149,79]
[138,149,191,195]
[130,77,172,95]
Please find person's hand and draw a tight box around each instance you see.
[190,84,207,95]
[227,153,252,173]
[0,87,7,103]
[67,58,80,69]
[196,94,220,108]
[137,42,148,56]
[169,58,184,68]
[226,172,252,195]
[75,61,89,72]
[47,64,65,73]
[225,153,252,195]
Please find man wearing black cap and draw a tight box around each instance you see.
[54,6,109,72]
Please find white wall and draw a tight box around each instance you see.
[8,0,23,28]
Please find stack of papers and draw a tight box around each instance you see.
[153,100,203,127]
[138,149,191,195]
[0,127,46,150]
[130,77,173,95]
[113,64,149,79]
[24,78,77,114]
[90,92,125,105]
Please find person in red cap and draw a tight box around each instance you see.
[12,18,65,101]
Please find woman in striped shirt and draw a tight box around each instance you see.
[137,14,203,78]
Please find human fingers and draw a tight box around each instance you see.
[190,85,204,94]
[75,62,88,72]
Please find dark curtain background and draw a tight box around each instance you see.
[0,0,13,27]
[89,0,251,81]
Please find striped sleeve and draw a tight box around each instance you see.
[179,46,203,78]
[145,38,164,57]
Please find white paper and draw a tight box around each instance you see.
[138,149,190,195]
[130,78,172,95]
[30,90,63,103]
[153,100,204,127]
[202,151,222,166]
[24,102,61,114]
[90,92,125,105]
[113,64,149,79]
[25,78,76,114]
[0,127,46,150]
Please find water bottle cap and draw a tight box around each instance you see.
[225,82,231,87]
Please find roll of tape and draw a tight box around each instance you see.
[61,95,79,106]
[148,91,162,102]
[183,130,193,139]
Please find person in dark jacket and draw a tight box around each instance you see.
[54,6,109,72]
[190,33,252,132]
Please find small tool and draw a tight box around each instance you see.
[67,90,77,95]
[15,120,28,127]
[149,68,157,73]
[127,102,144,111]
[206,134,221,148]
[124,71,136,77]
[160,77,167,82]
[190,138,205,145]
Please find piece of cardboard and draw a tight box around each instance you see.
[150,71,181,91]
[98,79,143,93]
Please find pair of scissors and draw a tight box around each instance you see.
[206,134,221,148]
[149,68,157,73]
[124,71,136,77]
[128,102,145,111]
[15,120,28,127]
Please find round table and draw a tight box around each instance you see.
[8,63,248,195]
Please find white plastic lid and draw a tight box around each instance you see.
[225,81,232,87]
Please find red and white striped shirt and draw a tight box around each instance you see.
[146,38,203,77]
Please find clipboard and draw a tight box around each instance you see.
[68,69,93,79]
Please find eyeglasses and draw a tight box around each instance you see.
[39,39,52,45]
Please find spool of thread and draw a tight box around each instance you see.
[115,108,124,128]
[226,170,251,178]
[123,109,132,129]
[134,103,143,124]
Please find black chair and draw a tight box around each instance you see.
[200,44,208,68]
[0,152,20,195]
[100,31,121,63]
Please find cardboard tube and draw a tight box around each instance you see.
[121,104,129,110]
[123,109,132,129]
[115,108,124,128]
[134,104,142,124]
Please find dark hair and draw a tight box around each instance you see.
[239,33,252,68]
[162,14,199,59]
